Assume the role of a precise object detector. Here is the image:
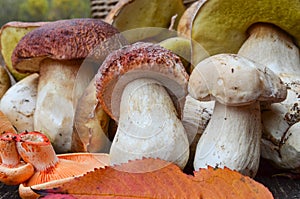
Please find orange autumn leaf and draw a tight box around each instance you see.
[0,111,17,134]
[37,158,273,199]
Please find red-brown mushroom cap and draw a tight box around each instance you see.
[95,42,189,121]
[11,18,124,74]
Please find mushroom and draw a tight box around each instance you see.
[0,132,34,185]
[96,42,190,169]
[15,131,109,199]
[189,53,287,177]
[11,18,123,153]
[0,73,38,132]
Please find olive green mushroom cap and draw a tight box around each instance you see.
[11,18,123,74]
[191,0,300,55]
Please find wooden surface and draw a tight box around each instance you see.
[0,158,299,199]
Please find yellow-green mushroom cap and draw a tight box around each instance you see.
[191,0,300,55]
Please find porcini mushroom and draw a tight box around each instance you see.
[11,18,123,153]
[15,131,109,199]
[0,132,34,185]
[96,42,190,169]
[189,54,287,177]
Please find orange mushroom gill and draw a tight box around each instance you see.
[15,131,109,199]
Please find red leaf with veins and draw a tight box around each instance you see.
[37,158,273,199]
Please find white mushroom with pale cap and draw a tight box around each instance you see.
[96,42,190,169]
[189,53,287,177]
[11,18,122,153]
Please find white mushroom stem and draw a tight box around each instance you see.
[110,78,189,169]
[194,101,261,177]
[238,24,300,170]
[239,24,300,82]
[182,95,214,169]
[239,24,300,125]
[34,58,81,153]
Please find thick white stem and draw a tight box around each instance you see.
[194,101,261,177]
[34,59,81,153]
[110,78,189,169]
[239,24,300,125]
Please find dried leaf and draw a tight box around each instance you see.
[37,158,273,199]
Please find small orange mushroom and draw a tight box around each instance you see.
[15,131,109,199]
[0,132,34,185]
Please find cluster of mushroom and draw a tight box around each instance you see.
[0,18,126,154]
[91,38,287,178]
[0,1,298,190]
[0,128,109,198]
[175,0,300,175]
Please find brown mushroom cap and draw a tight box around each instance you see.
[95,42,189,121]
[11,18,123,73]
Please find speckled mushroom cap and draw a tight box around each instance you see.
[11,18,124,73]
[95,42,189,121]
[188,54,287,106]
